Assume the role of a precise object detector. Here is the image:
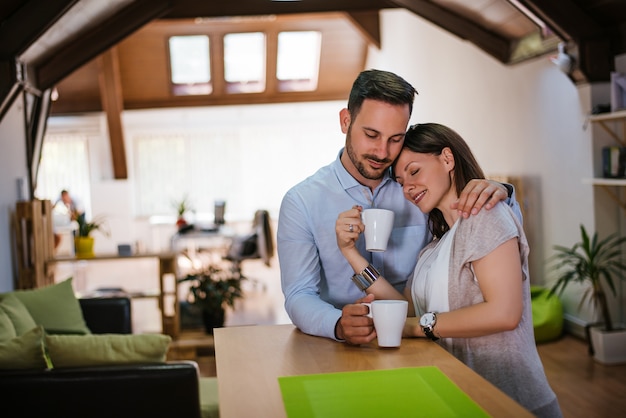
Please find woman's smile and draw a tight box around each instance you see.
[412,189,427,206]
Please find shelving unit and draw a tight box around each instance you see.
[589,109,626,143]
[587,109,626,327]
[46,252,180,339]
[587,110,626,214]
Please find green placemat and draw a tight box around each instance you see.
[278,366,490,418]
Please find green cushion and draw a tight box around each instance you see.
[46,333,172,368]
[0,307,16,342]
[0,326,49,370]
[0,293,37,337]
[531,285,564,343]
[10,277,90,335]
[199,377,220,418]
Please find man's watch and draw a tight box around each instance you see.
[420,312,439,341]
[351,264,380,291]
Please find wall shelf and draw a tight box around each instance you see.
[589,109,626,146]
[583,178,626,186]
[588,111,626,214]
[583,178,626,213]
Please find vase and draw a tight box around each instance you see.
[74,236,95,258]
[202,307,225,334]
[589,325,626,365]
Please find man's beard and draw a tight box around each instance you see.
[346,130,390,181]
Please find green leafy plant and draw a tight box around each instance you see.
[172,195,192,217]
[76,215,110,238]
[178,264,245,314]
[549,224,626,331]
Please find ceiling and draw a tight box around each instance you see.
[2,0,626,117]
[2,0,625,186]
[48,12,374,114]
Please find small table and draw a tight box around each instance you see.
[168,330,215,360]
[214,324,533,418]
[46,252,180,338]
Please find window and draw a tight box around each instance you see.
[35,134,92,218]
[169,35,212,95]
[132,132,241,217]
[223,32,266,94]
[277,31,321,92]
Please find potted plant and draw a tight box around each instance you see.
[178,264,245,334]
[548,224,626,364]
[74,215,109,258]
[172,195,192,229]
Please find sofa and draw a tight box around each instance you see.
[0,278,218,418]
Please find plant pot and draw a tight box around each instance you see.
[589,325,626,365]
[74,236,95,258]
[202,307,225,335]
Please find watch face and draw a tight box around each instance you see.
[420,312,435,327]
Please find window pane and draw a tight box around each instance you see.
[35,134,92,218]
[223,32,265,93]
[277,31,321,92]
[133,131,242,219]
[134,135,187,215]
[169,35,212,95]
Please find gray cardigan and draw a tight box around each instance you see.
[411,202,560,416]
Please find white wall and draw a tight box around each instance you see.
[0,96,30,293]
[43,101,346,255]
[1,9,617,328]
[370,9,598,327]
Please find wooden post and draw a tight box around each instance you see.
[12,200,55,289]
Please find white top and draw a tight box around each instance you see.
[411,219,458,317]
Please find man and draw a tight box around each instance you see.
[277,69,520,344]
[54,189,85,222]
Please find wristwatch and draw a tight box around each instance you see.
[420,312,439,341]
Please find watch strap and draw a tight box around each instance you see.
[423,325,439,341]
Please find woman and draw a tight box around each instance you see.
[336,123,562,417]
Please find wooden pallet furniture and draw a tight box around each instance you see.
[12,199,55,289]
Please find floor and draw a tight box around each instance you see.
[536,335,626,418]
[179,257,626,418]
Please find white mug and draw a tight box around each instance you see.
[361,208,394,252]
[363,300,408,347]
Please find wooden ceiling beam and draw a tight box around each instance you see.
[34,0,172,91]
[0,0,78,58]
[518,0,604,41]
[0,59,21,121]
[519,0,612,82]
[391,0,510,63]
[163,0,397,19]
[346,11,381,49]
[97,47,127,180]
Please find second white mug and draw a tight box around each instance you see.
[363,300,408,347]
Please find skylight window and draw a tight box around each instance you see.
[276,31,321,92]
[223,32,266,94]
[168,35,212,95]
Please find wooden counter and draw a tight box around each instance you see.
[214,324,533,418]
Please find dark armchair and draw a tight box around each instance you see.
[79,295,133,334]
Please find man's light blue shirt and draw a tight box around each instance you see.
[277,149,521,340]
[278,149,429,340]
